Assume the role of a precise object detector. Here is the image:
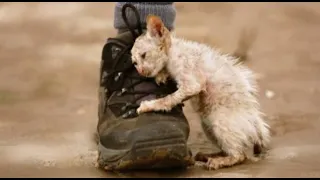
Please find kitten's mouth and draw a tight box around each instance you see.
[137,68,151,77]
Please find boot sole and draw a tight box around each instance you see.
[96,136,194,171]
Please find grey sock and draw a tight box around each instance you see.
[114,2,176,33]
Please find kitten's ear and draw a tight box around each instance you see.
[146,15,165,38]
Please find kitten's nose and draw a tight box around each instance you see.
[137,68,144,75]
[137,68,149,76]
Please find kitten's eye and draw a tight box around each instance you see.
[132,62,137,65]
[141,52,146,59]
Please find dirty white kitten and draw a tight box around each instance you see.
[131,15,271,170]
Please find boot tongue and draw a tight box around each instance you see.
[111,31,160,103]
[107,30,177,107]
[104,34,180,118]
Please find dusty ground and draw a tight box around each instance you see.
[0,2,320,178]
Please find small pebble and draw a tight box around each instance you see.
[76,109,86,115]
[265,90,275,99]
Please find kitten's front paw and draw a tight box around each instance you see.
[137,100,156,114]
[137,99,173,114]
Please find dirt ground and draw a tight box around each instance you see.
[0,2,320,178]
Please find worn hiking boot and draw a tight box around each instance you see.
[95,4,193,171]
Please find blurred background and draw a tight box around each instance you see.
[0,2,320,178]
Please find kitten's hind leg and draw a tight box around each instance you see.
[200,110,256,170]
[206,153,246,170]
[195,151,226,162]
[194,151,227,169]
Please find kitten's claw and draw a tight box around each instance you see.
[136,107,144,114]
[205,157,221,170]
[195,161,207,168]
[195,152,222,170]
[155,73,168,85]
[137,99,173,114]
[206,157,230,170]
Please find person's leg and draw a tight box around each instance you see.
[114,2,176,33]
[96,2,193,171]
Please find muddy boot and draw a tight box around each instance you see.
[96,4,193,171]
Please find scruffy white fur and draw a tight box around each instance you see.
[131,15,271,170]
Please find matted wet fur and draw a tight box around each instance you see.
[131,15,271,170]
